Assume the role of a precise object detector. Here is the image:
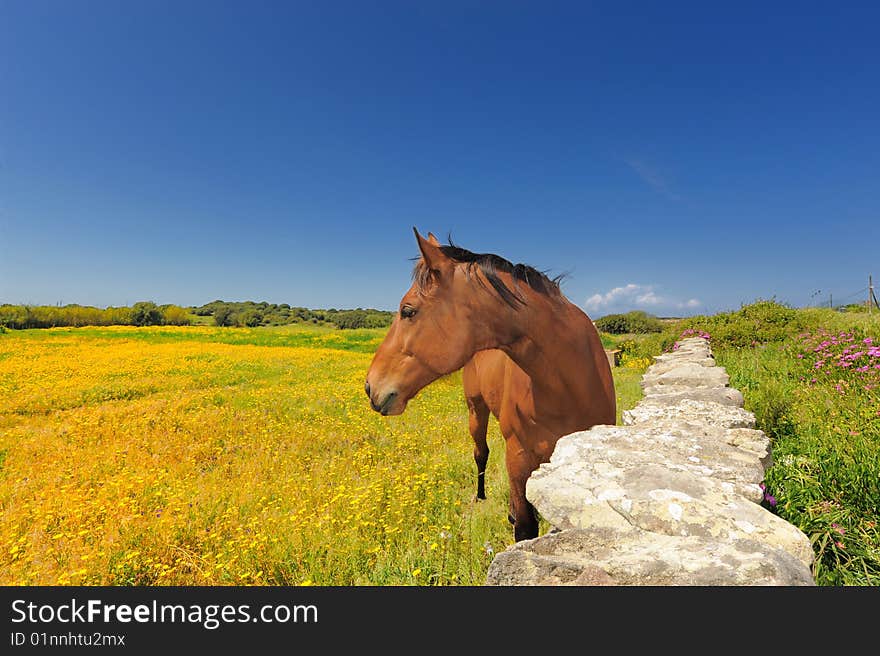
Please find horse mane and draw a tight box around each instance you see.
[412,237,564,308]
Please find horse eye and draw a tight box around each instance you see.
[400,305,417,319]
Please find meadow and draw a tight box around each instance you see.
[707,311,880,585]
[0,323,645,586]
[590,301,879,586]
[666,302,880,586]
[6,303,874,586]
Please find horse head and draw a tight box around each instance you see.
[365,228,507,416]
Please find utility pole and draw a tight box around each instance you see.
[870,275,879,312]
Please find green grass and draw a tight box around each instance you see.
[684,306,880,586]
[600,303,880,586]
[716,339,880,586]
[3,323,386,353]
[612,366,645,424]
[718,348,879,584]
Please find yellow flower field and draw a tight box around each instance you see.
[0,325,641,586]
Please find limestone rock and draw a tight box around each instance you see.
[535,424,766,502]
[485,528,815,586]
[483,335,815,586]
[623,398,756,429]
[525,439,813,567]
[639,386,745,408]
[647,357,717,375]
[641,362,730,390]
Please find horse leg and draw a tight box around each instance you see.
[505,438,539,541]
[467,394,490,500]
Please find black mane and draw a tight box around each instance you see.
[413,239,563,308]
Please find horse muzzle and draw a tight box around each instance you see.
[365,382,404,416]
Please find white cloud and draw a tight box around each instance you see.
[584,283,640,310]
[636,290,661,305]
[584,283,701,316]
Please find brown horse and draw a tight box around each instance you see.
[365,229,616,541]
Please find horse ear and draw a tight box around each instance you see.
[413,227,449,274]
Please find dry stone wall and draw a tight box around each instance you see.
[485,337,816,586]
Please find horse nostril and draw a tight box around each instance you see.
[379,391,397,415]
[364,381,371,398]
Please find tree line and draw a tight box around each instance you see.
[0,302,190,329]
[0,301,395,330]
[192,300,393,329]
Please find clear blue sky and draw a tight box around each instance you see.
[2,1,878,317]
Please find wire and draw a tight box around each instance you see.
[834,288,867,302]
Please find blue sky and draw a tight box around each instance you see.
[2,1,878,317]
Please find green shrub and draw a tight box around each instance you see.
[615,332,678,361]
[595,310,664,335]
[678,299,804,348]
[236,310,264,327]
[130,301,163,327]
[334,310,369,329]
[715,315,880,585]
[213,307,234,327]
[160,305,191,326]
[0,305,29,329]
[333,309,395,329]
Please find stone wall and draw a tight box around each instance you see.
[485,337,816,586]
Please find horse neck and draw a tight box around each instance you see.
[491,288,594,396]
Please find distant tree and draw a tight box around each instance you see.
[331,309,394,329]
[213,306,234,327]
[130,301,163,327]
[0,305,27,329]
[236,310,263,327]
[106,306,133,325]
[161,305,191,326]
[334,310,369,329]
[595,310,664,335]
